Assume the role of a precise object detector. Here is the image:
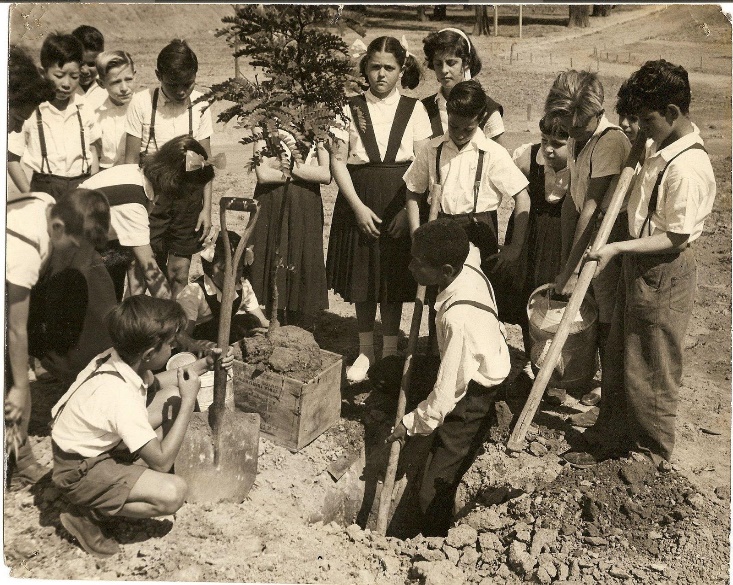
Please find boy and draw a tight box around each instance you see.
[404,80,530,276]
[94,50,137,169]
[51,295,233,557]
[8,33,101,201]
[545,70,631,405]
[176,230,269,356]
[7,45,57,133]
[387,219,510,536]
[71,24,107,111]
[572,60,716,471]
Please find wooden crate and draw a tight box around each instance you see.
[232,350,344,452]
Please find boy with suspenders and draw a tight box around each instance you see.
[8,34,101,201]
[387,219,510,536]
[570,60,717,471]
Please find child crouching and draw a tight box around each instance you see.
[176,229,269,356]
[51,295,233,557]
[387,219,510,536]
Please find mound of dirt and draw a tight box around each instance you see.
[237,325,323,381]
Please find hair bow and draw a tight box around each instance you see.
[185,150,227,172]
[400,35,412,58]
[350,38,368,59]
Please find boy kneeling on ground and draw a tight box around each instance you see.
[387,220,510,536]
[51,295,233,557]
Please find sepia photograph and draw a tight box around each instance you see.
[3,3,731,583]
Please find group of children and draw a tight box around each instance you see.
[5,24,717,549]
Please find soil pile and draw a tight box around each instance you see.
[235,325,323,381]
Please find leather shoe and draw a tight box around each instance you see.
[544,387,566,406]
[568,407,599,428]
[580,387,602,406]
[60,509,119,557]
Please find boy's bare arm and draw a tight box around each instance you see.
[406,190,422,235]
[7,156,31,193]
[6,284,31,423]
[124,134,141,164]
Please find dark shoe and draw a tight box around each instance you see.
[580,387,602,406]
[569,407,599,428]
[562,449,608,469]
[60,509,119,558]
[544,387,566,406]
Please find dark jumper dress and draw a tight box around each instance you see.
[250,174,328,317]
[494,143,565,329]
[422,92,504,140]
[326,94,419,304]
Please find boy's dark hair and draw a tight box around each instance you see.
[446,80,489,125]
[413,218,469,270]
[143,135,214,198]
[106,295,188,363]
[359,36,421,90]
[619,59,691,115]
[539,115,569,140]
[423,28,482,78]
[71,25,104,53]
[615,79,633,117]
[201,230,242,276]
[157,39,198,78]
[8,45,56,109]
[40,33,84,70]
[51,189,110,251]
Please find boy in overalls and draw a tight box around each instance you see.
[8,33,101,201]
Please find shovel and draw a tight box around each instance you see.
[175,197,262,503]
[506,133,647,453]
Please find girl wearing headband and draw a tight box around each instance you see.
[422,28,506,147]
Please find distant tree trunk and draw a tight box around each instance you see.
[417,6,428,22]
[473,5,491,36]
[569,5,591,27]
[433,5,447,20]
[592,5,612,17]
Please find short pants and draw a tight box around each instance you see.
[148,184,205,260]
[52,442,147,519]
[30,172,89,202]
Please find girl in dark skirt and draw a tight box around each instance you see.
[327,36,432,383]
[251,131,331,329]
[494,116,570,354]
[421,28,506,147]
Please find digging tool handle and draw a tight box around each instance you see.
[506,134,646,453]
[211,198,260,435]
[375,179,443,535]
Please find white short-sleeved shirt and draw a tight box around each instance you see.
[331,88,431,164]
[95,97,130,168]
[51,348,158,457]
[402,253,510,435]
[124,87,213,155]
[567,115,631,211]
[80,164,155,247]
[177,275,261,326]
[6,193,55,289]
[512,142,570,203]
[76,83,109,113]
[8,94,102,176]
[403,130,529,215]
[431,92,505,140]
[627,132,715,243]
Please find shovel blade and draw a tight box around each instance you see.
[175,410,260,503]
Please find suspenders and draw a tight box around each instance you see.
[35,106,89,175]
[7,196,46,252]
[639,142,707,238]
[434,142,486,219]
[444,263,506,342]
[141,87,194,163]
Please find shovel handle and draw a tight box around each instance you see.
[506,133,647,453]
[375,186,443,535]
[211,198,260,430]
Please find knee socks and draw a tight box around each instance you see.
[382,335,398,358]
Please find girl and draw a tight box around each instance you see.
[83,135,215,300]
[327,36,432,383]
[422,28,506,147]
[124,40,215,291]
[495,116,570,355]
[251,130,331,329]
[6,188,116,488]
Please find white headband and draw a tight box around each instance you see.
[438,27,472,54]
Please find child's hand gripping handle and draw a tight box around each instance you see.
[212,198,261,423]
[506,132,647,454]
